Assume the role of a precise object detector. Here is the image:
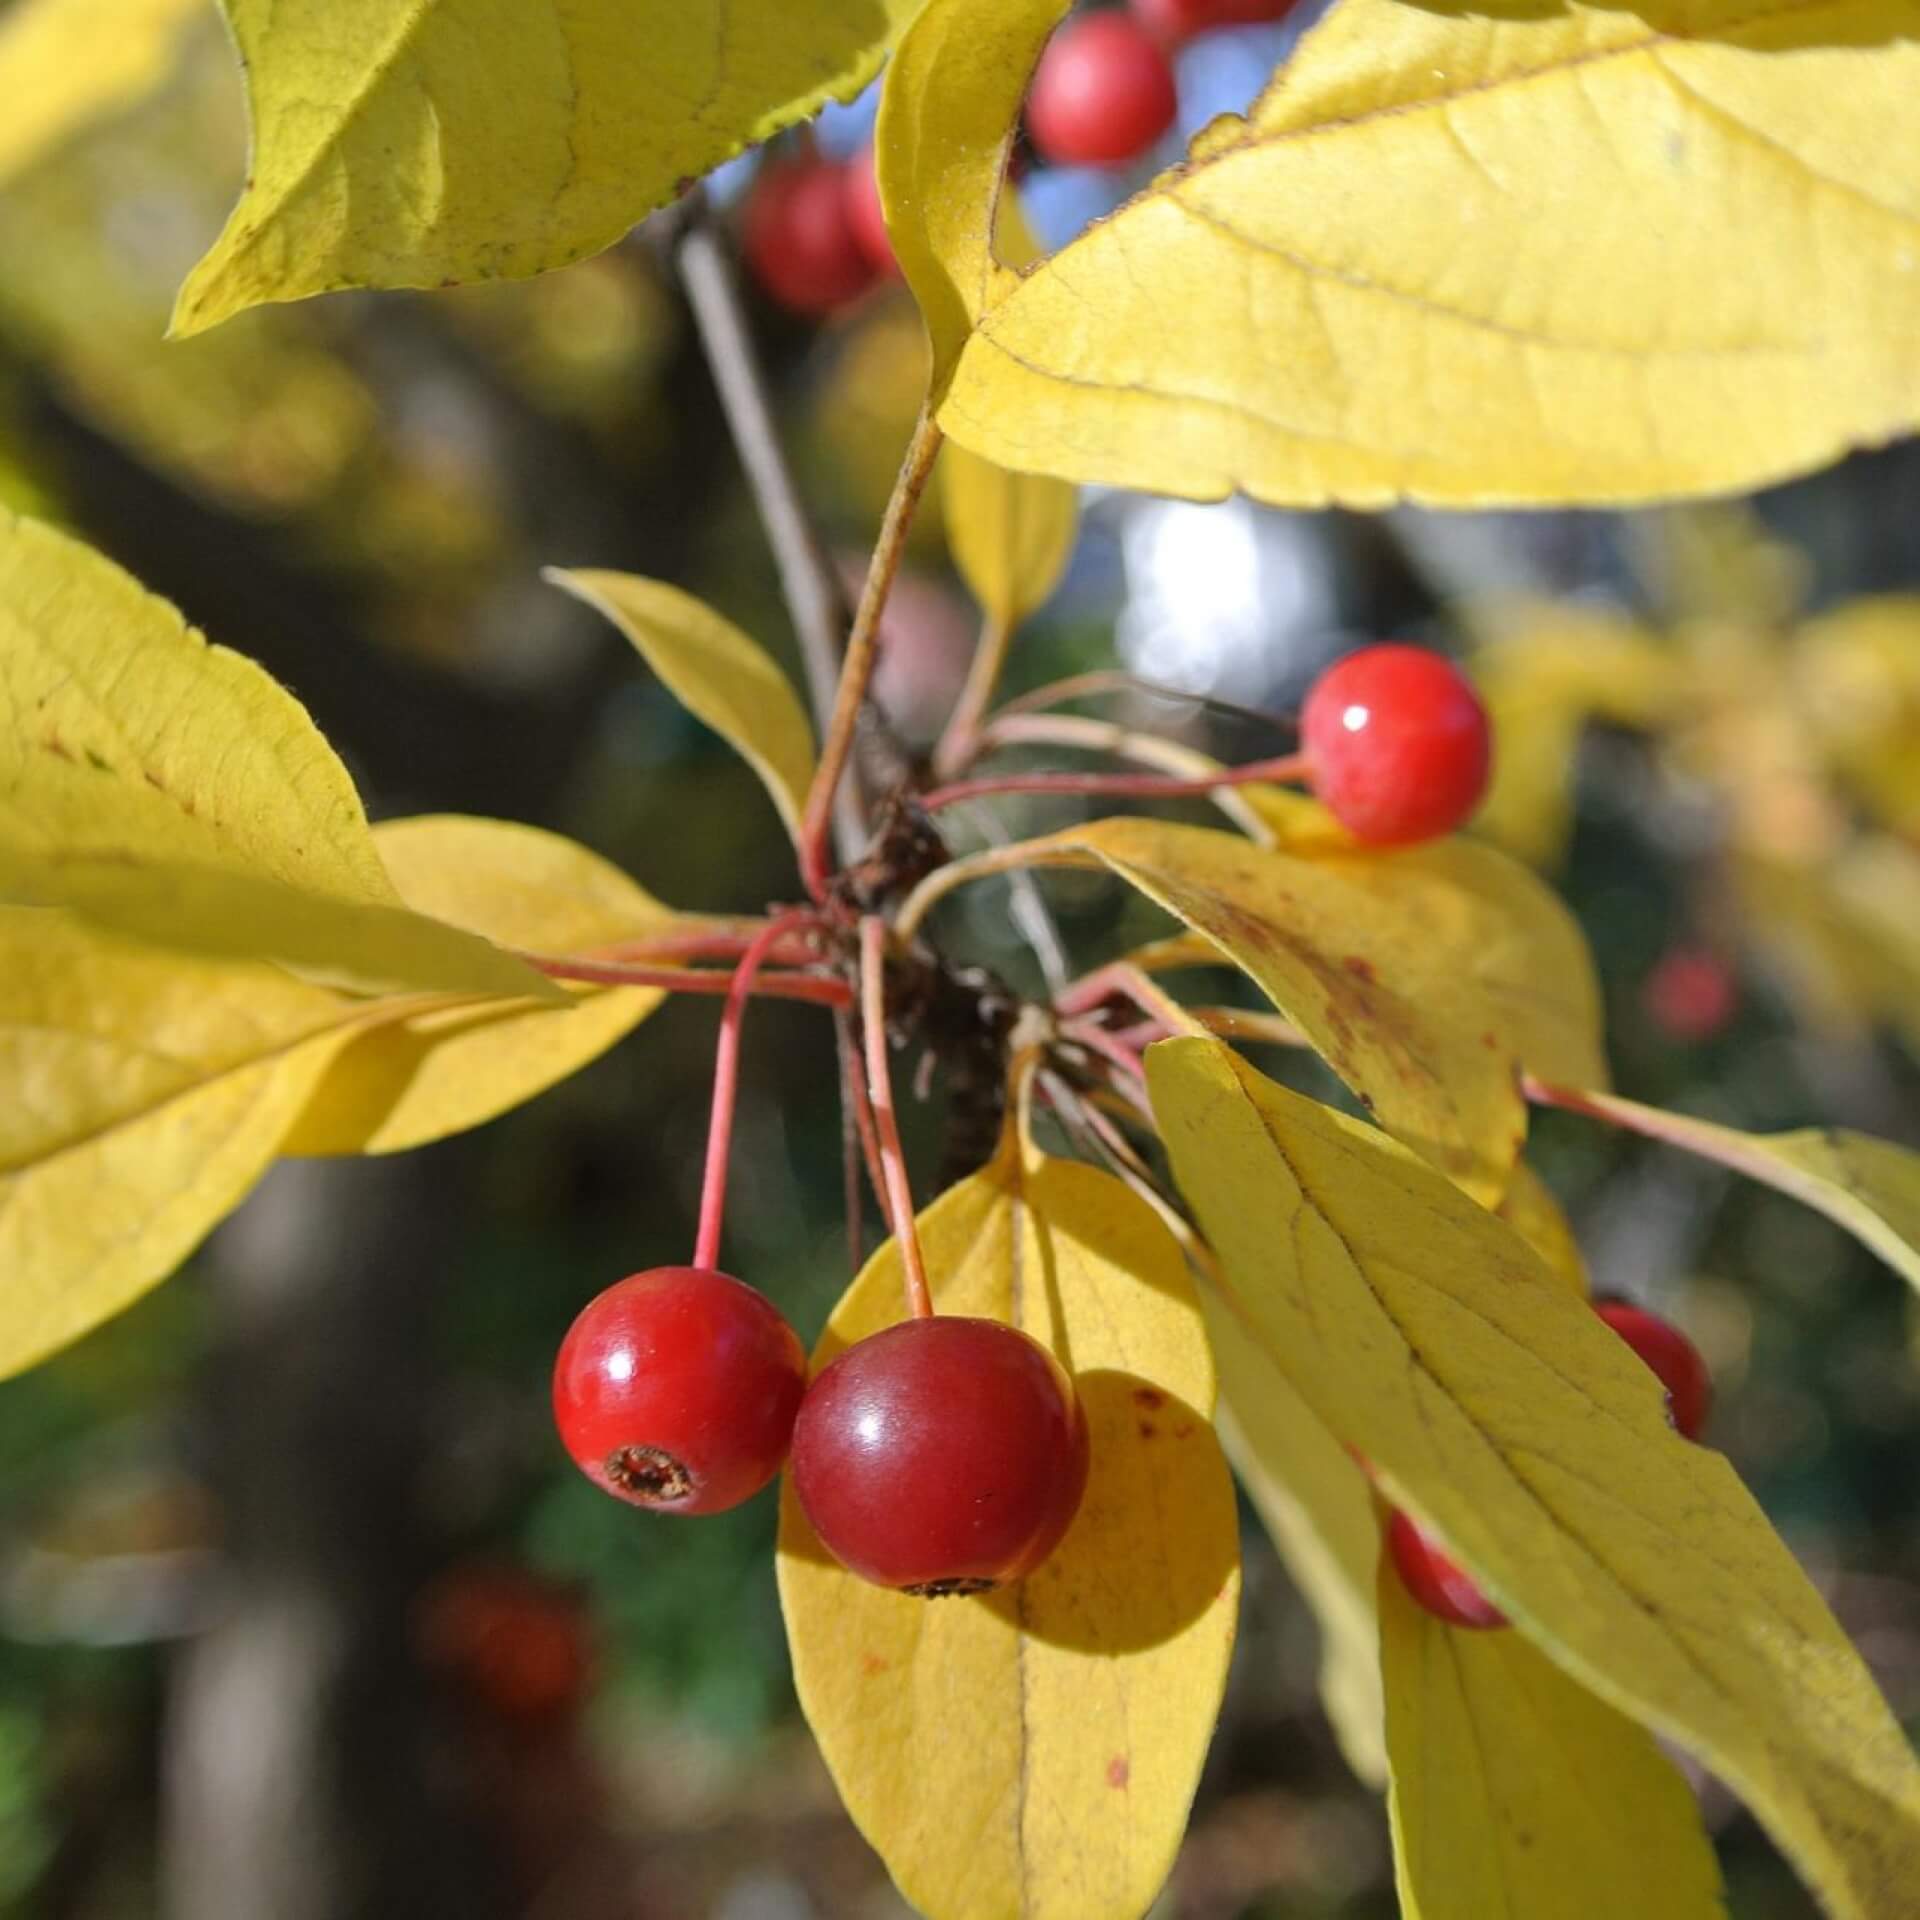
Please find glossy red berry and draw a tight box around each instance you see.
[843,144,898,277]
[1300,643,1492,845]
[1595,1300,1713,1440]
[1026,13,1178,169]
[742,159,876,316]
[791,1316,1090,1596]
[1643,945,1738,1043]
[1386,1508,1508,1630]
[1132,0,1300,44]
[552,1267,806,1516]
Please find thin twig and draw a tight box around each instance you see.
[671,200,866,863]
[932,609,1013,778]
[922,749,1310,812]
[518,952,851,1006]
[799,408,945,896]
[860,917,934,1318]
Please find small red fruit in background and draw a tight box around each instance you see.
[1595,1300,1713,1440]
[1131,0,1300,45]
[421,1563,593,1726]
[790,1316,1090,1595]
[1027,13,1178,169]
[742,158,876,315]
[843,143,898,277]
[1386,1508,1508,1630]
[1643,944,1738,1043]
[1300,643,1492,845]
[552,1267,807,1515]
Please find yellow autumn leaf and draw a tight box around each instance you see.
[942,442,1078,631]
[173,0,918,334]
[0,910,379,1376]
[1535,1083,1920,1300]
[1148,1037,1920,1920]
[926,803,1604,1202]
[286,816,683,1155]
[875,0,1067,388]
[1798,596,1920,837]
[0,512,556,1001]
[0,0,204,186]
[1379,1558,1725,1920]
[546,570,816,838]
[934,0,1920,507]
[1208,1302,1386,1789]
[1498,1161,1589,1299]
[778,1128,1239,1920]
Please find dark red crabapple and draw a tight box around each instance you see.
[1386,1508,1509,1630]
[1132,0,1302,44]
[790,1316,1090,1595]
[552,1267,807,1515]
[1026,13,1178,169]
[1300,643,1492,845]
[843,143,898,277]
[1595,1299,1713,1440]
[1643,944,1738,1043]
[742,158,876,315]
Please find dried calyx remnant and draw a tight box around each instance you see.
[606,1444,694,1504]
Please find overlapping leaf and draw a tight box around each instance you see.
[286,816,684,1155]
[0,910,371,1376]
[900,0,1920,506]
[1379,1560,1726,1920]
[981,803,1604,1201]
[0,0,203,186]
[0,511,554,1000]
[942,443,1077,632]
[778,1127,1239,1920]
[174,0,919,334]
[548,570,817,837]
[1148,1037,1920,1920]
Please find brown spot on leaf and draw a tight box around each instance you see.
[1133,1387,1165,1410]
[1137,1420,1159,1439]
[1106,1755,1130,1789]
[1173,1423,1194,1440]
[1343,955,1376,983]
[1481,1031,1500,1050]
[861,1652,889,1676]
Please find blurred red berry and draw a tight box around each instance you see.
[1595,1300,1713,1441]
[844,143,898,277]
[1300,643,1492,845]
[1386,1508,1508,1630]
[742,158,876,315]
[421,1564,593,1726]
[1643,945,1738,1043]
[1132,0,1300,45]
[1027,13,1178,169]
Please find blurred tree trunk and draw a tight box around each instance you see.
[161,1150,512,1920]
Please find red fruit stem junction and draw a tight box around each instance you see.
[693,908,827,1271]
[860,915,935,1320]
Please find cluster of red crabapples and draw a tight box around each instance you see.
[1386,1299,1714,1630]
[547,644,1509,1598]
[741,0,1302,316]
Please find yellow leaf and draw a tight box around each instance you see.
[286,815,681,1154]
[936,0,1920,507]
[1498,1160,1589,1299]
[1148,1037,1920,1920]
[1208,1297,1386,1788]
[173,0,918,334]
[778,1131,1239,1920]
[970,803,1605,1202]
[546,570,816,838]
[1535,1084,1920,1300]
[942,442,1077,632]
[0,910,370,1376]
[1379,1557,1725,1920]
[1798,596,1920,837]
[0,0,204,186]
[0,512,552,1000]
[875,0,1068,389]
